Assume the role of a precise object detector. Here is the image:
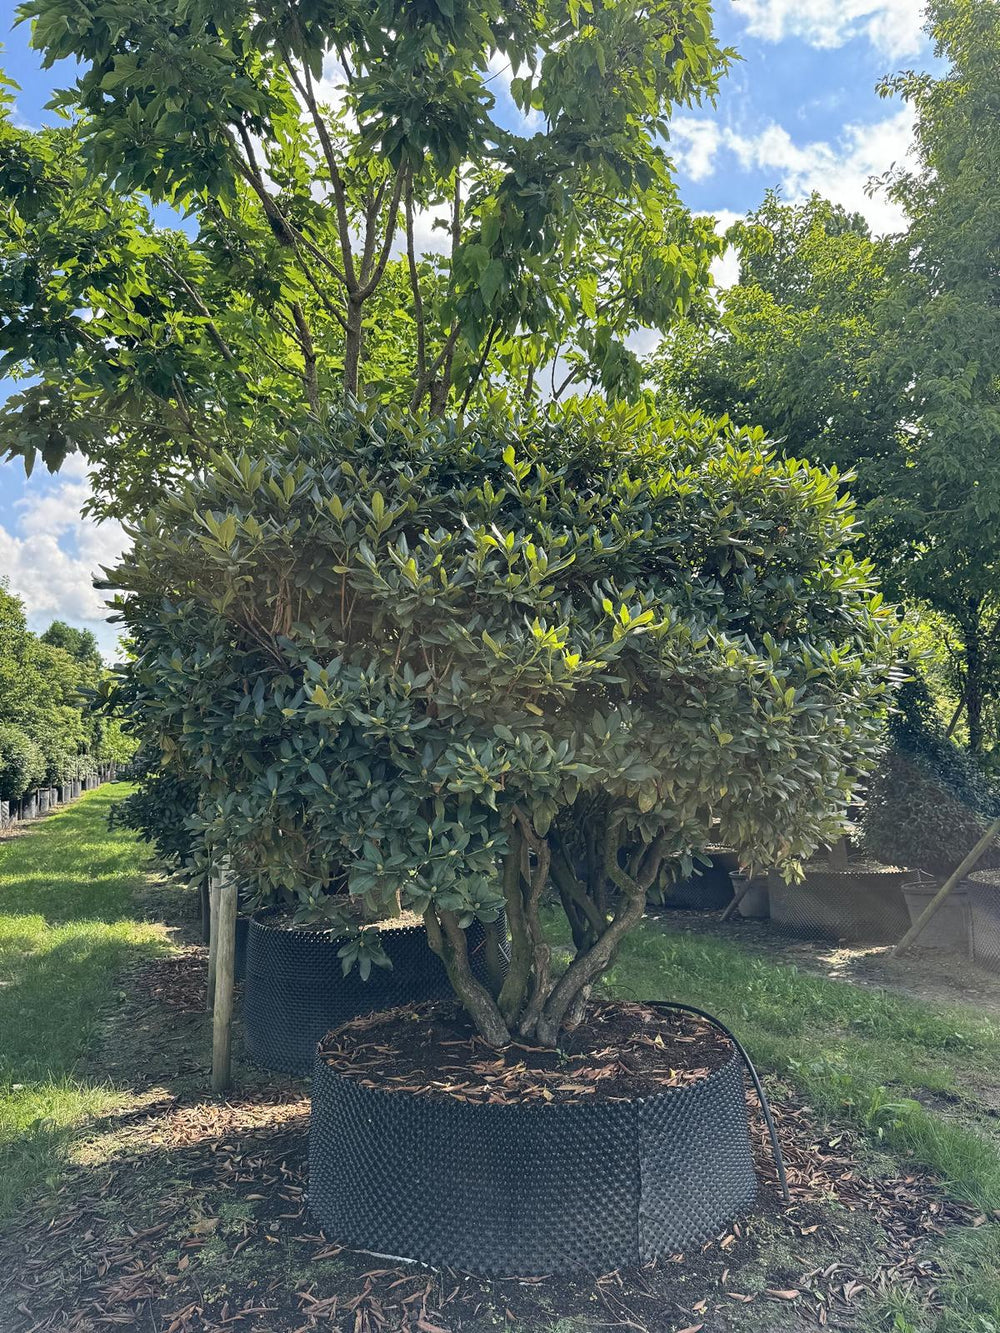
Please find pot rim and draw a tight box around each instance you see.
[248,910,428,942]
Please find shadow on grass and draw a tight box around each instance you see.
[0,929,170,1220]
[0,786,169,1220]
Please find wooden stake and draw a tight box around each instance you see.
[212,865,238,1093]
[895,814,1000,955]
[721,874,756,923]
[206,871,222,1013]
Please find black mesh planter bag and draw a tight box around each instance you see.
[243,917,502,1076]
[768,867,909,943]
[308,1039,757,1275]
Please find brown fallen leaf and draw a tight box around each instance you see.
[766,1289,801,1300]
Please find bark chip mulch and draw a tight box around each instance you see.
[317,999,733,1105]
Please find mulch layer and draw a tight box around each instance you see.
[0,949,988,1333]
[317,1000,734,1104]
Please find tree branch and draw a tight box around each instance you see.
[404,177,427,385]
[356,165,406,299]
[290,301,319,411]
[281,36,358,290]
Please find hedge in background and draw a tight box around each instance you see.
[107,400,900,1045]
[863,679,1000,876]
[0,723,45,803]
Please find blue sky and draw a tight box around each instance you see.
[0,0,936,657]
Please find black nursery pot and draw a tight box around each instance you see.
[243,916,497,1076]
[309,1040,757,1275]
[234,915,249,984]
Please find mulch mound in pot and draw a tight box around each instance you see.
[316,998,735,1104]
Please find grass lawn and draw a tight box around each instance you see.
[0,784,166,1219]
[605,923,1000,1207]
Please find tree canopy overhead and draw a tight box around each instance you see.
[4,0,734,516]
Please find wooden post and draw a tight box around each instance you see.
[721,874,755,922]
[895,814,1000,954]
[212,866,238,1093]
[206,871,222,1013]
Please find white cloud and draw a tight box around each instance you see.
[703,210,744,290]
[670,118,723,182]
[486,51,544,134]
[723,107,915,235]
[0,457,126,659]
[732,0,927,60]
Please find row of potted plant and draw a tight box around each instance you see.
[0,769,112,829]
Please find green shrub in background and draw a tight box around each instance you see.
[107,400,900,1045]
[0,723,46,803]
[110,766,206,886]
[863,679,1000,875]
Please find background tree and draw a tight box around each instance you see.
[650,0,1000,757]
[106,401,899,1046]
[40,621,103,668]
[650,192,898,493]
[5,0,733,517]
[0,582,128,788]
[868,0,1000,754]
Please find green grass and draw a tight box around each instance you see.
[0,786,165,1219]
[594,921,1000,1212]
[586,919,1000,1333]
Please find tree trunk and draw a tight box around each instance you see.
[344,295,364,397]
[199,875,211,944]
[424,907,510,1047]
[963,612,985,754]
[497,827,532,1028]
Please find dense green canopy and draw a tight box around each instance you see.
[106,401,900,1042]
[4,0,733,517]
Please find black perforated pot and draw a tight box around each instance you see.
[234,915,249,983]
[308,1032,757,1275]
[243,916,500,1077]
[768,866,909,943]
